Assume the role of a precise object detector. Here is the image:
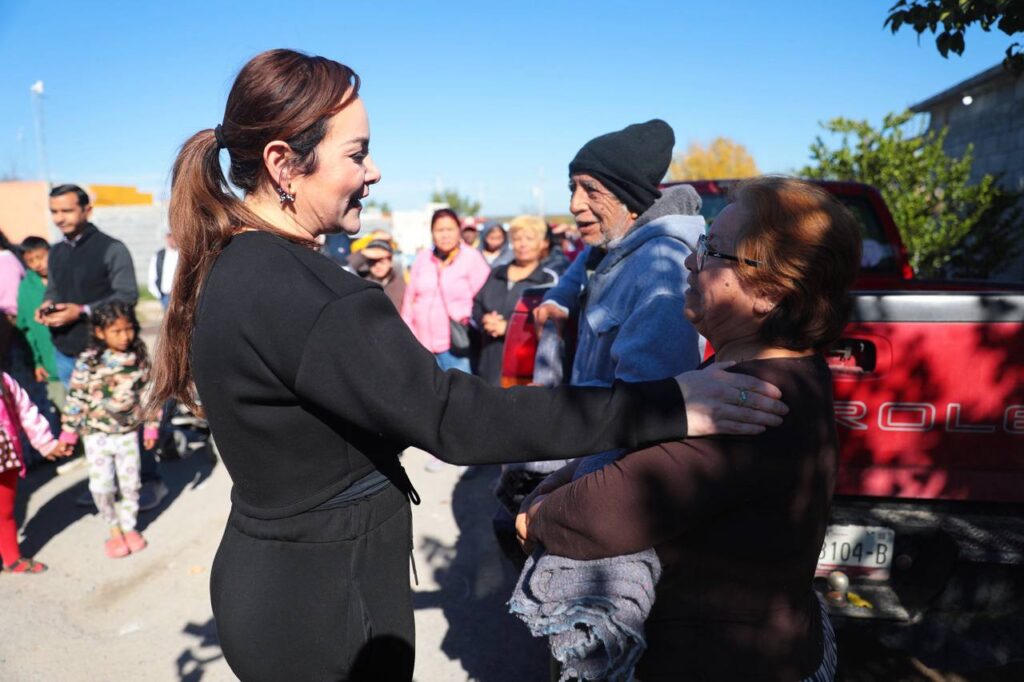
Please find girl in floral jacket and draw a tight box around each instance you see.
[61,301,159,559]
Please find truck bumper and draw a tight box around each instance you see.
[822,497,1024,623]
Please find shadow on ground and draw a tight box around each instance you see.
[176,618,225,682]
[836,624,1024,681]
[413,464,549,682]
[16,447,217,557]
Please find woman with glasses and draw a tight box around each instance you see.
[518,176,862,682]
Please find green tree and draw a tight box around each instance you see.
[801,110,1022,278]
[885,0,1024,74]
[430,189,480,217]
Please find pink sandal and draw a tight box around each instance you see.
[104,535,130,559]
[3,557,48,573]
[123,530,147,554]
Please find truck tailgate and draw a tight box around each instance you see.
[831,291,1024,504]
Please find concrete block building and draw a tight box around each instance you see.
[911,64,1024,280]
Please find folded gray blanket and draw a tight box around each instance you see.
[509,549,662,682]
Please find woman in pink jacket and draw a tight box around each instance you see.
[401,208,491,374]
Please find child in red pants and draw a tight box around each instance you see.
[0,372,70,573]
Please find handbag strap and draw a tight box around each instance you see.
[434,250,458,322]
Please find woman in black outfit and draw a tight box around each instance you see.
[473,214,559,385]
[152,49,787,682]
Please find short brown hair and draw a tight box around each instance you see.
[730,176,862,352]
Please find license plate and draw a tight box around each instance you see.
[815,525,894,580]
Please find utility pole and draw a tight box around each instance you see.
[30,80,50,185]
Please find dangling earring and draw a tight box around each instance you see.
[276,172,295,206]
[276,184,295,206]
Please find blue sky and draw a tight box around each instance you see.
[0,1,1014,215]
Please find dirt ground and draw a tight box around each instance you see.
[4,447,1022,681]
[3,309,1021,682]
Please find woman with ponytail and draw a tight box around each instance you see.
[154,49,786,681]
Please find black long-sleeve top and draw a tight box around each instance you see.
[530,356,838,681]
[191,232,687,519]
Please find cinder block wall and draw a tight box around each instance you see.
[91,204,169,291]
[925,72,1024,281]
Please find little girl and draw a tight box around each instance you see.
[0,371,68,573]
[60,301,159,558]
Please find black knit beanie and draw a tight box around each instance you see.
[568,119,675,215]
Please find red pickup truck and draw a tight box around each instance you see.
[498,180,1024,642]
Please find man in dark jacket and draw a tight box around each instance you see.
[36,184,166,510]
[37,184,139,381]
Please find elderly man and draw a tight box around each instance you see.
[496,120,706,530]
[504,120,707,680]
[538,119,704,426]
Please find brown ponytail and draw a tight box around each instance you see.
[149,49,360,413]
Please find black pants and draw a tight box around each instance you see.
[211,483,414,681]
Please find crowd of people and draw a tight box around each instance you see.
[5,47,864,682]
[333,198,589,477]
[142,48,860,682]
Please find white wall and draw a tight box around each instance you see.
[91,204,168,291]
[390,202,449,262]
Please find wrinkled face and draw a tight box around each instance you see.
[49,193,91,237]
[510,229,547,265]
[290,97,381,236]
[23,248,48,277]
[432,215,462,254]
[683,203,766,345]
[568,173,633,248]
[483,228,506,252]
[95,317,136,353]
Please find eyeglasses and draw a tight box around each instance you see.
[696,233,762,272]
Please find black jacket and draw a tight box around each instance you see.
[191,231,685,516]
[472,263,558,385]
[45,224,139,356]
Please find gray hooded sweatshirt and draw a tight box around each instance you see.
[551,185,705,477]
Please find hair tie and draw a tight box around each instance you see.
[214,124,228,150]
